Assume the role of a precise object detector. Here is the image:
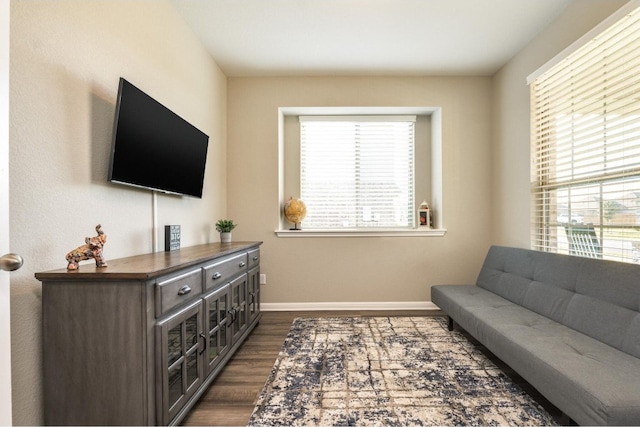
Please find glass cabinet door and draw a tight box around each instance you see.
[247,266,260,325]
[203,283,231,375]
[157,300,204,425]
[229,274,248,342]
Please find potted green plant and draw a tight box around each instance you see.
[215,219,236,243]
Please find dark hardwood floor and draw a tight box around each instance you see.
[181,310,563,426]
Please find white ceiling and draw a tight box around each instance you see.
[171,0,574,77]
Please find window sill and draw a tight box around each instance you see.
[274,228,447,238]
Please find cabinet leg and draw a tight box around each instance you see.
[447,316,454,331]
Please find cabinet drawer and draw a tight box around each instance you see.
[204,253,248,290]
[155,269,203,317]
[248,249,260,270]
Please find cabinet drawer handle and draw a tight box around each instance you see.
[239,262,246,268]
[252,256,259,261]
[212,272,222,280]
[177,285,191,296]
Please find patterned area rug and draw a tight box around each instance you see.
[248,317,559,426]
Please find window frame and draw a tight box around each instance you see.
[276,106,446,237]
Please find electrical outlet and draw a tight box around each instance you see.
[259,274,267,285]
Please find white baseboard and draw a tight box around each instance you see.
[261,301,440,312]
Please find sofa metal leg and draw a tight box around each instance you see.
[447,316,454,331]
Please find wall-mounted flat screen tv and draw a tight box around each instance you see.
[108,78,209,198]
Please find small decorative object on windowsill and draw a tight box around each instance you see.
[215,219,236,243]
[283,197,307,230]
[65,224,108,270]
[164,225,181,251]
[418,201,430,229]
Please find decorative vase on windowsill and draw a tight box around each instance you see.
[215,219,236,243]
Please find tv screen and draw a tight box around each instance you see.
[108,78,209,198]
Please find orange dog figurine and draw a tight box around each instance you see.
[66,224,108,270]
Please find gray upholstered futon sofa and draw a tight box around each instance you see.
[431,245,640,426]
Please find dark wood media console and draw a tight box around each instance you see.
[36,242,262,426]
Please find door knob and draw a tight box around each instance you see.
[0,253,24,271]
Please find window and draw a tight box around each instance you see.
[277,106,444,237]
[300,116,415,229]
[530,4,640,263]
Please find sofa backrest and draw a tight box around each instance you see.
[476,245,640,358]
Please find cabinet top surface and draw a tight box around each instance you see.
[35,242,262,282]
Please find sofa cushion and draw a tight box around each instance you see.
[563,294,640,358]
[530,252,581,292]
[521,281,574,324]
[576,259,640,311]
[474,245,640,357]
[476,247,534,305]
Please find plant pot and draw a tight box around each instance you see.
[220,232,232,243]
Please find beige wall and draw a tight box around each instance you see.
[227,77,493,305]
[491,0,628,247]
[9,1,226,424]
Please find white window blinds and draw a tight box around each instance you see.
[530,4,640,263]
[300,116,415,229]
